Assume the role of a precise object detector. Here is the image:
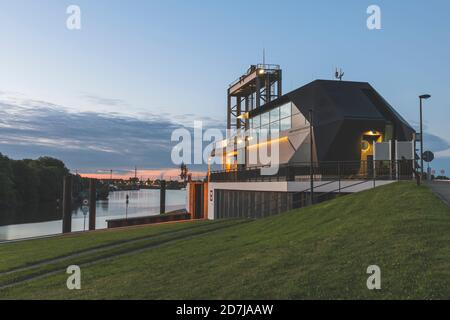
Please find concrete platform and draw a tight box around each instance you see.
[107,210,190,229]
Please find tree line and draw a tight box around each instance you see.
[0,153,70,209]
[0,153,109,211]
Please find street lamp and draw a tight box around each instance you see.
[309,109,314,204]
[419,94,431,179]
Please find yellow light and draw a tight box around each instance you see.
[226,151,237,157]
[361,140,370,152]
[237,112,249,120]
[258,69,265,75]
[247,136,289,150]
[363,130,380,136]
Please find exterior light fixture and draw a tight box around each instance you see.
[237,112,250,120]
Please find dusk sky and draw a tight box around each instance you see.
[1,0,449,177]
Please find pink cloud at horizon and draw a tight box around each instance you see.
[78,168,206,180]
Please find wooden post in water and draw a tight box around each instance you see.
[160,180,166,214]
[62,175,73,234]
[89,179,97,231]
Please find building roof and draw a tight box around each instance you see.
[253,79,414,138]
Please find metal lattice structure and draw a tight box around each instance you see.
[227,64,282,130]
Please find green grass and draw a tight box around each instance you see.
[1,182,450,299]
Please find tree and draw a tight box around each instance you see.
[10,160,40,206]
[31,157,69,203]
[0,153,16,208]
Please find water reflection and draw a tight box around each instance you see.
[0,189,186,242]
[1,203,61,227]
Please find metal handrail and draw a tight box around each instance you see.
[228,64,281,88]
[210,160,414,183]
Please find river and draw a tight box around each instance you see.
[0,189,186,242]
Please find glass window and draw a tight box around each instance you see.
[291,107,308,128]
[259,125,269,142]
[252,115,260,128]
[261,112,270,126]
[280,117,291,131]
[270,108,279,124]
[280,102,291,119]
[270,120,280,132]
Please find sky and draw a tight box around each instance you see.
[0,0,449,177]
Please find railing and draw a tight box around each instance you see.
[228,64,281,88]
[210,160,415,183]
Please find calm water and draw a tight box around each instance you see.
[0,189,186,242]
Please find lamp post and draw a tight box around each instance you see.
[419,94,431,179]
[309,109,314,205]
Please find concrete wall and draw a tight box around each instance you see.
[207,180,395,220]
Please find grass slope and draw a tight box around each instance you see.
[1,182,450,299]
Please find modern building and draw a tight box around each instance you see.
[188,64,417,220]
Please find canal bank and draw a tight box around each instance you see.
[0,189,186,241]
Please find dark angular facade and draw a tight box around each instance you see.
[250,80,415,163]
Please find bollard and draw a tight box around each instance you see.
[160,180,166,214]
[89,179,97,231]
[62,175,73,234]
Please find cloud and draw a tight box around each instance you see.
[0,94,218,173]
[422,133,450,154]
[81,93,128,107]
[409,121,450,154]
[436,148,450,158]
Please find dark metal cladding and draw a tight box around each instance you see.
[251,79,415,162]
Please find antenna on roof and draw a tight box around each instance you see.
[335,68,344,81]
[262,48,266,65]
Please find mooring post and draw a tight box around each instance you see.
[160,180,166,214]
[62,175,73,234]
[89,179,97,231]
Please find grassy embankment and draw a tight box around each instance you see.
[1,182,450,299]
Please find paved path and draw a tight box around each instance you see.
[427,181,450,207]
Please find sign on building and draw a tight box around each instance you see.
[395,141,414,160]
[374,141,391,161]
